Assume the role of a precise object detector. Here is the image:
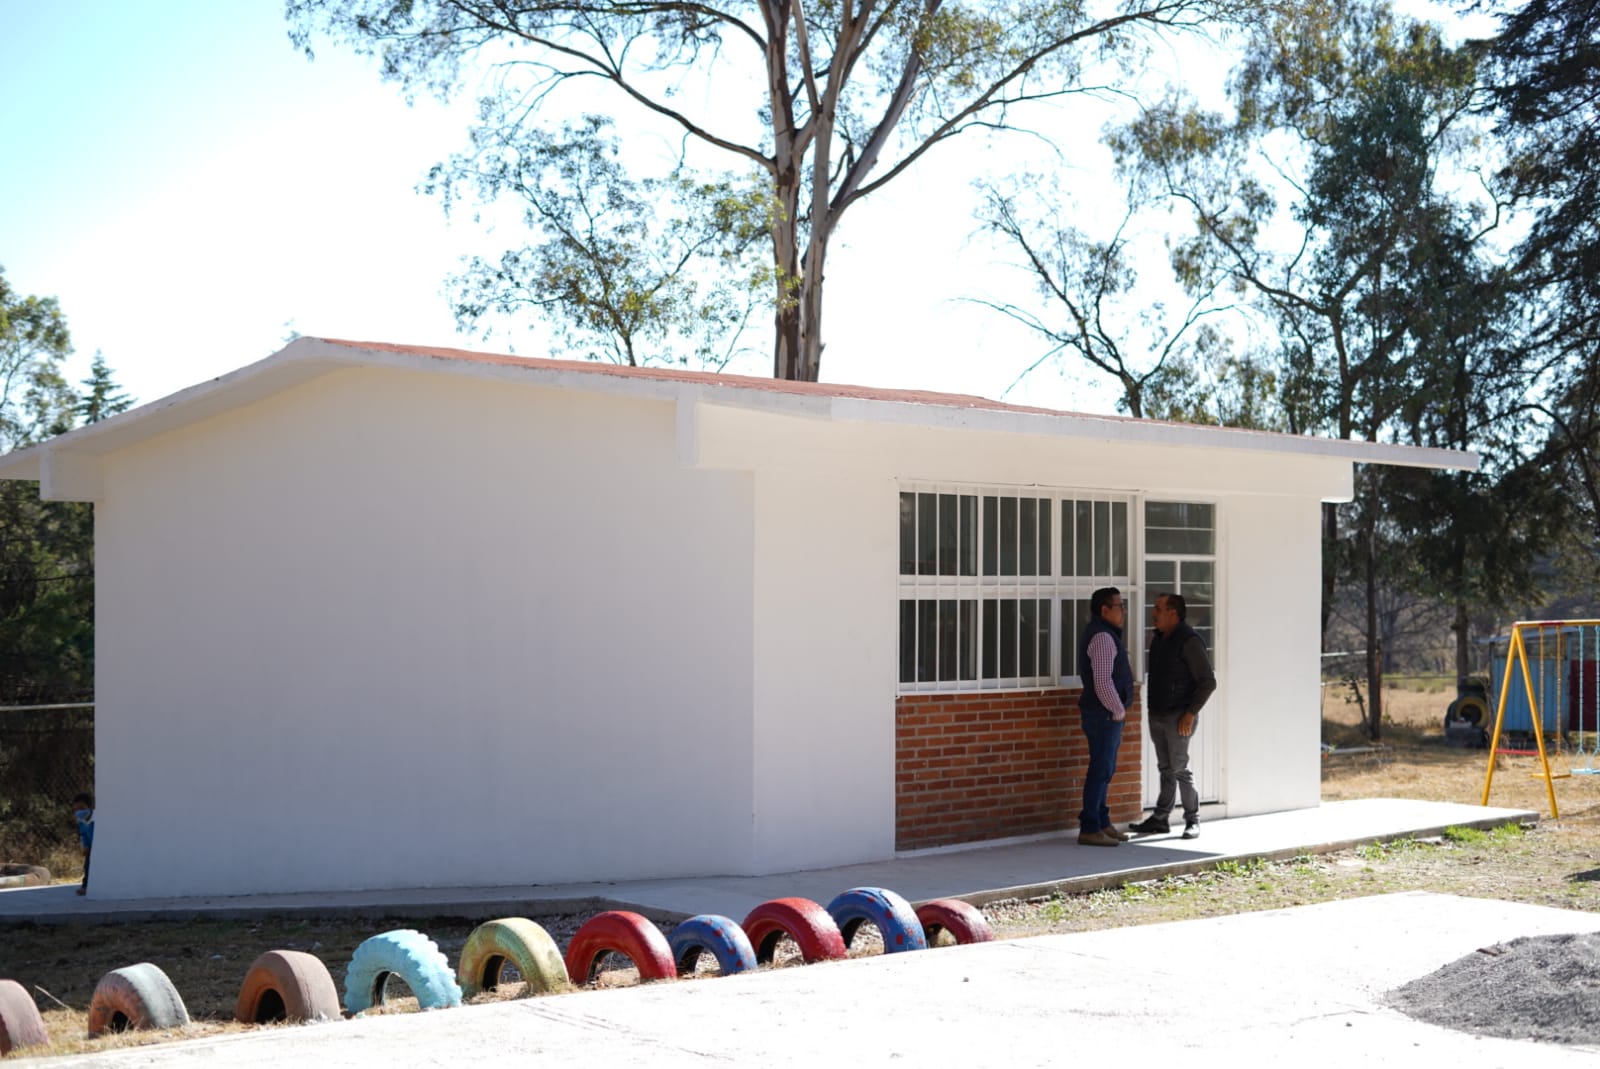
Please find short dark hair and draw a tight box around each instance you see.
[1090,587,1122,618]
[72,793,93,808]
[1159,593,1188,621]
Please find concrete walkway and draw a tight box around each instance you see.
[0,798,1533,926]
[13,892,1599,1067]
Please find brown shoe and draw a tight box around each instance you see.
[1077,830,1120,847]
[1105,826,1131,842]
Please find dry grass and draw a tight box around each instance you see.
[4,687,1598,1060]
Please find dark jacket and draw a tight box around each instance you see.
[1079,615,1133,717]
[1146,621,1216,717]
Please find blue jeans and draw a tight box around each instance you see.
[1079,711,1124,834]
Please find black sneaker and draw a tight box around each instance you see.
[1182,819,1200,839]
[1129,816,1170,835]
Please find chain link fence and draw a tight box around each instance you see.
[0,704,93,876]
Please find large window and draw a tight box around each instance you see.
[899,486,1134,690]
[1142,501,1216,652]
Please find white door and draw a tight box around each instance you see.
[1140,510,1222,809]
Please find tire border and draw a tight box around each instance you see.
[0,977,50,1055]
[825,887,928,953]
[234,949,342,1024]
[86,962,190,1037]
[342,929,463,1014]
[914,898,995,946]
[458,918,573,998]
[740,897,848,965]
[564,911,678,986]
[668,914,759,976]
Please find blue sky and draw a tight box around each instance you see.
[1,1,1486,418]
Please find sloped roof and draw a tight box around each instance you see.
[0,336,1477,478]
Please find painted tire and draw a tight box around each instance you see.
[0,978,50,1055]
[234,950,341,1024]
[741,897,848,965]
[458,918,572,998]
[826,887,928,953]
[1454,695,1490,725]
[564,911,677,986]
[669,915,759,976]
[915,899,995,945]
[86,963,190,1037]
[343,930,462,1014]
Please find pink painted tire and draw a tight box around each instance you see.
[915,899,994,945]
[740,897,848,965]
[563,912,677,986]
[234,950,341,1024]
[0,978,50,1055]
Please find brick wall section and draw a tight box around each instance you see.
[895,688,1143,851]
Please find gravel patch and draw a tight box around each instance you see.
[1387,932,1600,1045]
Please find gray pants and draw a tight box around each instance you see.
[1148,713,1199,821]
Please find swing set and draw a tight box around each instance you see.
[1481,619,1600,818]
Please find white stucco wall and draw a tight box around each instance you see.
[698,406,1349,864]
[68,362,1366,898]
[90,369,758,898]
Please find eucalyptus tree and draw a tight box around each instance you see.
[288,0,1251,380]
[974,177,1250,419]
[431,115,772,368]
[1101,0,1515,737]
[1478,0,1600,544]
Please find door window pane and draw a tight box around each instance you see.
[1019,498,1037,577]
[1000,498,1018,575]
[982,497,998,576]
[1039,500,1052,576]
[917,494,937,574]
[1111,501,1128,575]
[959,496,977,576]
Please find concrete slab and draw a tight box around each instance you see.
[13,893,1598,1067]
[0,798,1532,926]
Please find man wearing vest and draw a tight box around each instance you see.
[1130,592,1217,840]
[1077,587,1132,846]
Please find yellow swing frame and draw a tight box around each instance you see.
[1480,619,1600,819]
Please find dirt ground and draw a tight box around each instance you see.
[3,684,1598,1059]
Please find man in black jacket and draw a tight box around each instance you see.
[1130,593,1216,840]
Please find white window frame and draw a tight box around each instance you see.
[897,482,1138,693]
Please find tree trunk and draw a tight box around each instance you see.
[1453,600,1471,685]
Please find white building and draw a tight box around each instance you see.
[0,338,1474,898]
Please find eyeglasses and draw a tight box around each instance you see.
[1108,602,1126,611]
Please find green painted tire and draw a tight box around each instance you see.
[458,918,572,998]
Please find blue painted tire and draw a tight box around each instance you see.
[669,915,759,976]
[826,887,927,953]
[343,930,462,1014]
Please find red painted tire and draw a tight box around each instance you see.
[234,950,341,1024]
[740,897,848,965]
[0,978,50,1055]
[563,912,677,986]
[86,963,190,1037]
[915,899,994,945]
